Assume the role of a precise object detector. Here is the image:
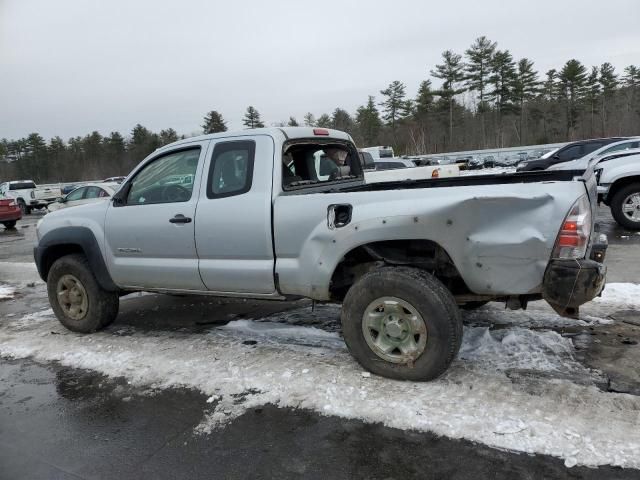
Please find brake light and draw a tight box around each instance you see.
[431,168,440,178]
[552,195,591,259]
[313,128,329,136]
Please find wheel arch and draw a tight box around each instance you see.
[606,175,640,204]
[34,226,119,292]
[329,239,471,301]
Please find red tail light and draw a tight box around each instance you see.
[552,196,591,259]
[313,128,329,136]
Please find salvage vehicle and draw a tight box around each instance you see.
[594,151,640,229]
[0,196,22,229]
[34,127,608,381]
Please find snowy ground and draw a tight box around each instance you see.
[1,272,639,470]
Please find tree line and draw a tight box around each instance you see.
[2,35,639,183]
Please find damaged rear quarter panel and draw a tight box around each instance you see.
[273,181,586,299]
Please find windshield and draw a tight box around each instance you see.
[539,148,559,160]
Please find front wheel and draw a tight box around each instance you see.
[2,221,16,229]
[341,267,462,381]
[610,183,640,230]
[47,254,119,333]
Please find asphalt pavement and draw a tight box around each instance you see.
[1,209,640,479]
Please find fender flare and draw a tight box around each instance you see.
[34,226,119,292]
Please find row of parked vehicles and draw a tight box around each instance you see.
[517,136,640,230]
[0,177,126,229]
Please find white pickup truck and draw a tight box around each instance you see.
[35,127,607,381]
[0,180,62,214]
[593,150,640,229]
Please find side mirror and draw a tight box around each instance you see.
[57,197,65,203]
[552,154,560,160]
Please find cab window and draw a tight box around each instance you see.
[283,143,360,189]
[207,141,255,198]
[127,148,200,205]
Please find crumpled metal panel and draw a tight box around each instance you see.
[274,180,589,300]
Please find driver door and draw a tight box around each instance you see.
[104,142,209,290]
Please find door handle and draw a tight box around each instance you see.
[169,214,192,224]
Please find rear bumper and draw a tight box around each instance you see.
[542,236,608,318]
[0,210,22,222]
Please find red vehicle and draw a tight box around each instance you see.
[0,197,22,229]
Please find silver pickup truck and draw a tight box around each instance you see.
[34,127,608,381]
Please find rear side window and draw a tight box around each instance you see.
[207,140,255,198]
[557,145,582,162]
[282,143,360,189]
[376,162,406,170]
[583,143,604,155]
[10,182,36,190]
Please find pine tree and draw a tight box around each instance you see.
[414,80,435,119]
[303,113,316,127]
[202,110,227,134]
[513,58,539,143]
[159,128,178,145]
[585,66,601,136]
[488,50,517,146]
[287,116,299,127]
[379,80,410,132]
[243,106,265,129]
[465,36,497,114]
[316,114,332,128]
[331,108,354,133]
[599,62,618,135]
[356,96,382,146]
[558,59,588,137]
[430,50,466,145]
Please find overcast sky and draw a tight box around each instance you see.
[2,0,639,140]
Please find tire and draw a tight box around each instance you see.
[47,254,119,333]
[610,183,640,230]
[341,267,462,381]
[17,199,27,215]
[2,221,17,229]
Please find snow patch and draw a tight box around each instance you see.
[1,302,639,469]
[0,285,15,300]
[594,283,640,310]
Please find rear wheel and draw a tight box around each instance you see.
[47,254,119,333]
[2,221,16,229]
[17,199,29,215]
[341,267,462,381]
[610,183,640,230]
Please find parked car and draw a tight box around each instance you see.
[61,184,85,195]
[35,127,607,382]
[365,164,459,183]
[360,145,394,160]
[517,138,629,171]
[594,151,640,229]
[373,158,415,170]
[0,196,22,229]
[0,180,62,214]
[547,138,640,171]
[47,183,118,213]
[467,155,496,169]
[358,151,376,171]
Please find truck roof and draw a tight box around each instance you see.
[163,127,352,151]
